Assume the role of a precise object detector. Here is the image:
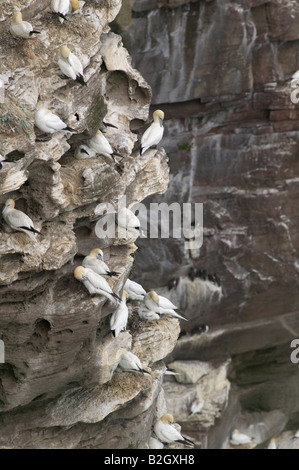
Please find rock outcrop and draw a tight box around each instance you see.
[112,0,299,448]
[0,0,178,449]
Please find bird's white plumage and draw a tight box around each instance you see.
[124,278,146,300]
[190,399,205,415]
[149,437,164,449]
[35,108,70,134]
[74,266,118,303]
[82,250,116,277]
[138,306,160,321]
[74,144,96,159]
[117,207,140,230]
[0,154,5,162]
[2,199,39,242]
[154,415,193,446]
[144,291,187,321]
[141,110,164,155]
[118,351,147,373]
[88,131,114,158]
[51,0,70,22]
[10,12,40,39]
[58,47,84,82]
[110,291,128,337]
[230,429,252,446]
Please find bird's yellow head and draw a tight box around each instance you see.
[89,248,103,259]
[161,414,174,424]
[12,12,22,24]
[122,290,129,300]
[74,266,86,280]
[96,130,103,136]
[148,290,159,304]
[60,45,71,59]
[70,0,80,11]
[4,199,15,210]
[153,110,164,124]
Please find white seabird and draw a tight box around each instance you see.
[10,11,41,39]
[189,399,205,416]
[110,290,129,337]
[154,414,194,447]
[35,107,75,134]
[124,278,146,300]
[74,144,96,159]
[58,45,87,86]
[82,248,120,278]
[116,207,140,233]
[267,438,277,449]
[74,266,120,303]
[138,306,160,321]
[87,130,123,162]
[51,0,70,23]
[0,154,5,169]
[230,429,253,446]
[144,291,188,321]
[2,199,41,242]
[140,109,164,155]
[117,350,150,375]
[149,437,164,449]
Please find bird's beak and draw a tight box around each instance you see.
[97,253,103,261]
[159,117,163,126]
[82,274,88,280]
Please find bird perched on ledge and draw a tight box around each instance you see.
[140,110,164,155]
[58,45,87,86]
[74,266,120,303]
[124,278,146,301]
[82,248,120,277]
[110,290,129,337]
[117,351,150,375]
[87,130,123,162]
[50,0,70,23]
[35,107,75,135]
[2,199,41,242]
[144,291,188,321]
[154,414,194,447]
[10,11,41,39]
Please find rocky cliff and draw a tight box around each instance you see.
[0,0,182,449]
[112,0,299,448]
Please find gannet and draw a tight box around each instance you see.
[51,0,70,23]
[149,437,164,449]
[124,278,146,300]
[140,110,164,155]
[117,350,150,375]
[230,429,253,446]
[116,207,140,232]
[144,291,188,321]
[87,130,123,162]
[74,266,120,303]
[0,154,5,169]
[110,290,129,337]
[74,144,96,159]
[70,0,84,14]
[82,248,120,277]
[267,438,277,449]
[138,306,160,321]
[189,399,205,416]
[154,414,194,447]
[2,199,41,242]
[10,11,41,39]
[164,366,180,376]
[58,45,87,86]
[35,107,75,134]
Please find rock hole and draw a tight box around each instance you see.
[28,319,51,352]
[6,150,25,162]
[74,113,80,121]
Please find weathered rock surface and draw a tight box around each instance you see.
[113,0,299,448]
[0,0,176,449]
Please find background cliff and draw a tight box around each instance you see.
[0,0,183,449]
[112,0,299,448]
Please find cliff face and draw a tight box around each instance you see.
[112,0,299,448]
[0,0,180,449]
